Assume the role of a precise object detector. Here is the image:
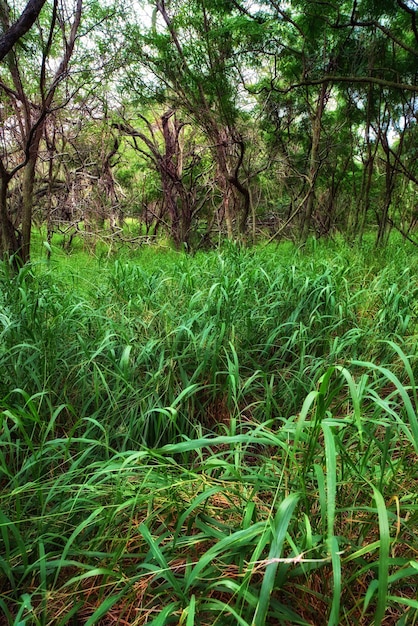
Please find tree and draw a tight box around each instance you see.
[114,107,217,247]
[232,0,418,242]
[0,0,82,262]
[119,0,253,242]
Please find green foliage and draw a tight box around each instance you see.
[1,238,418,624]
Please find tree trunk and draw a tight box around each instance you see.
[161,110,188,247]
[301,82,328,242]
[218,169,233,239]
[0,173,20,258]
[21,152,37,264]
[376,136,398,247]
[214,134,234,239]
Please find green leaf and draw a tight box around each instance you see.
[364,487,390,626]
[185,523,265,592]
[252,492,300,626]
[140,523,185,599]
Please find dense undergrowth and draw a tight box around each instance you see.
[1,236,418,625]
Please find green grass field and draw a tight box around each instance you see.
[1,235,418,625]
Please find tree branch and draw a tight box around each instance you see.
[265,75,418,95]
[0,0,47,61]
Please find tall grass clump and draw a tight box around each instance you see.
[1,236,418,625]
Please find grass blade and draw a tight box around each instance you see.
[252,492,300,626]
[371,487,391,626]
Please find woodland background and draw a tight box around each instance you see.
[1,0,418,258]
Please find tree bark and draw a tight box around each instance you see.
[0,169,20,258]
[21,137,40,263]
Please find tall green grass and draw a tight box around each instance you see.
[1,237,418,624]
